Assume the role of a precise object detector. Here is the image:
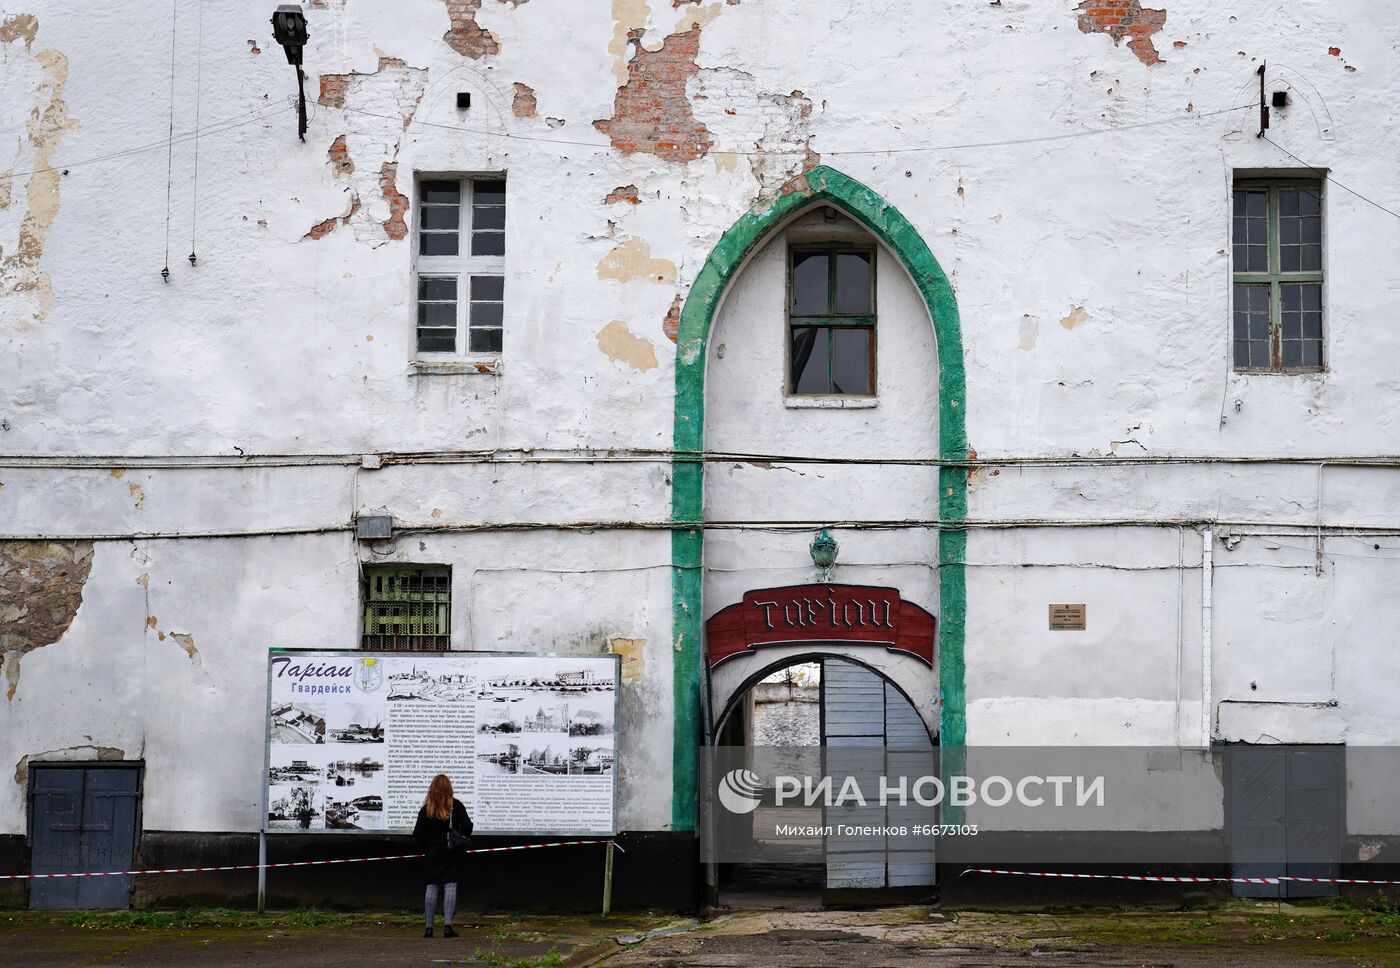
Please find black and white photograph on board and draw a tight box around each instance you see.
[268,701,327,744]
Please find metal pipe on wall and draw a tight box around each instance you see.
[1201,528,1214,748]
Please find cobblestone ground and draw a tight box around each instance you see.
[2,902,1397,967]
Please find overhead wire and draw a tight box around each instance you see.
[1262,135,1400,221]
[0,99,1249,188]
[161,0,178,282]
[0,102,296,183]
[189,0,205,267]
[334,103,1247,157]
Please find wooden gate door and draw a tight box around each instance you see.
[28,764,141,909]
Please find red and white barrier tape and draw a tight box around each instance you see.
[0,839,618,881]
[961,868,1400,886]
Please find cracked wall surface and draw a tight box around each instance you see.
[312,58,427,243]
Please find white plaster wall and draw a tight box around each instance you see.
[3,0,1400,845]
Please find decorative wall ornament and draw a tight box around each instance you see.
[809,529,839,583]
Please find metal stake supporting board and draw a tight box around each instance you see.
[602,840,615,915]
[257,832,267,913]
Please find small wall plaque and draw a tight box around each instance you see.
[1049,603,1086,631]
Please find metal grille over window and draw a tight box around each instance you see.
[788,247,875,395]
[362,565,451,651]
[414,176,506,358]
[1231,179,1323,372]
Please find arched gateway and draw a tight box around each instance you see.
[669,167,968,832]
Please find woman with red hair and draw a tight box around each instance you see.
[412,774,473,938]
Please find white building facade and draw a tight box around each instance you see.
[2,0,1398,908]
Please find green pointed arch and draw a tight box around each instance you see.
[670,166,967,831]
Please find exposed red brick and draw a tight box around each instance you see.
[304,216,339,240]
[1074,0,1166,66]
[1328,46,1341,56]
[662,293,682,343]
[328,135,354,177]
[605,184,641,205]
[303,193,360,240]
[247,40,261,55]
[380,163,409,240]
[442,0,499,59]
[319,73,351,108]
[594,25,712,163]
[512,82,538,118]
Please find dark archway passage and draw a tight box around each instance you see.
[713,654,936,908]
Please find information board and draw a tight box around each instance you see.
[263,650,618,835]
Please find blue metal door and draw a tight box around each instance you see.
[29,765,141,909]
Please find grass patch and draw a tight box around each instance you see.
[469,944,563,968]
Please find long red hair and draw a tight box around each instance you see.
[425,774,453,821]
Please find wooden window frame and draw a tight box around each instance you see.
[1232,178,1325,373]
[786,243,877,396]
[413,175,506,361]
[361,564,451,652]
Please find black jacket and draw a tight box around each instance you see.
[412,798,473,885]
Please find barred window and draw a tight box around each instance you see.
[1232,179,1324,372]
[361,565,450,651]
[414,176,506,358]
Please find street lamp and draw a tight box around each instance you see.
[270,4,309,141]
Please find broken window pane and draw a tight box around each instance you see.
[834,252,872,314]
[792,253,829,314]
[790,326,828,393]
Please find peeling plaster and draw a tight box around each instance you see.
[0,18,79,325]
[441,0,500,59]
[511,82,538,118]
[605,184,641,206]
[380,163,410,240]
[15,745,122,786]
[605,0,650,87]
[597,239,676,285]
[1018,314,1038,350]
[595,20,714,163]
[609,636,646,681]
[0,540,94,701]
[0,13,38,49]
[1060,306,1088,330]
[171,632,198,661]
[663,292,683,343]
[597,320,659,371]
[1075,0,1167,66]
[313,59,425,245]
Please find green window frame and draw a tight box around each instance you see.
[787,244,877,395]
[1232,178,1324,372]
[361,565,451,651]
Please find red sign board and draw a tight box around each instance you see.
[705,584,935,669]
